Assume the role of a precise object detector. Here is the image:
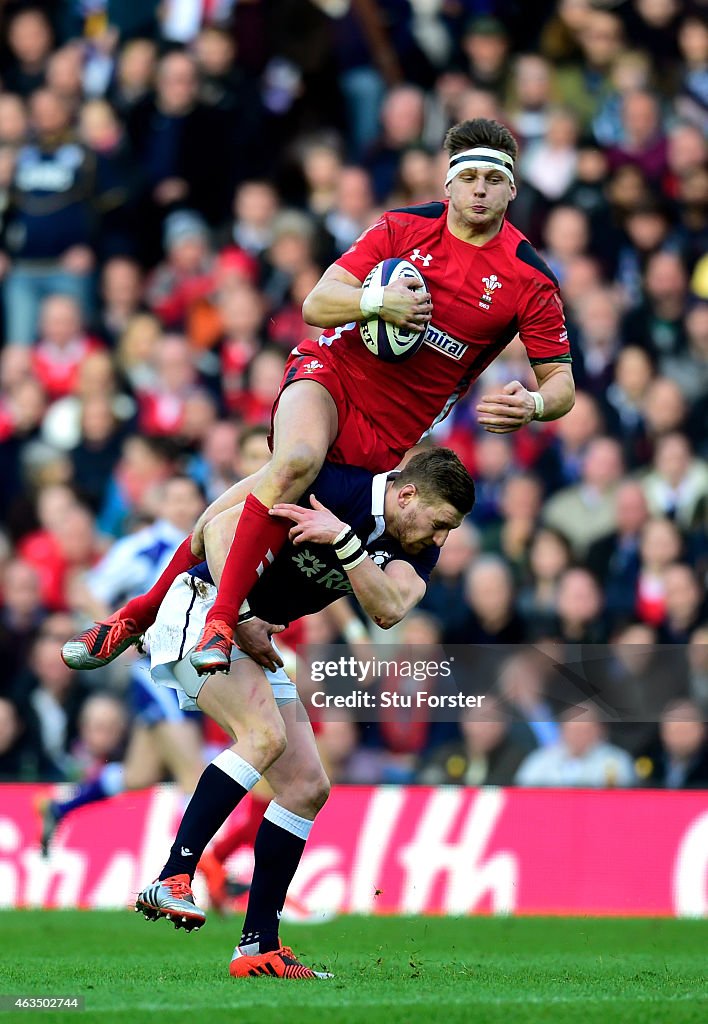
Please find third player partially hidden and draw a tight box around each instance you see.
[62,116,574,675]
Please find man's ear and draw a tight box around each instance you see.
[509,183,517,202]
[398,483,417,507]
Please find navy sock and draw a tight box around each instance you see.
[52,763,124,820]
[160,751,260,882]
[241,804,313,954]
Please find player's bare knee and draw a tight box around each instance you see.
[310,772,330,813]
[252,720,288,767]
[203,513,229,550]
[284,771,330,817]
[268,443,321,495]
[267,721,288,763]
[202,516,215,548]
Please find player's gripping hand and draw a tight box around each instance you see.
[234,616,285,672]
[380,278,433,332]
[476,380,537,433]
[270,495,347,545]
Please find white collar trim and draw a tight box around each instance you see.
[368,471,399,544]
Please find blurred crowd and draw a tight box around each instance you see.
[0,0,706,791]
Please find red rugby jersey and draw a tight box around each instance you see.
[310,201,570,454]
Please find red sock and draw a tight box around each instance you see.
[120,536,202,629]
[207,494,290,629]
[213,793,268,863]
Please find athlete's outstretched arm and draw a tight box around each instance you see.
[476,362,575,434]
[531,360,575,420]
[271,496,426,630]
[302,264,432,332]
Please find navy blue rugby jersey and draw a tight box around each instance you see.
[189,462,439,625]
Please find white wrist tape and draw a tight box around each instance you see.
[334,525,352,545]
[334,524,368,571]
[531,391,545,420]
[359,284,385,318]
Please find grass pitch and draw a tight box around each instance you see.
[1,912,706,1023]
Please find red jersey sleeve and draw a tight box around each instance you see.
[517,274,571,364]
[335,213,398,281]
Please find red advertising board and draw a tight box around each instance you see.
[1,785,707,916]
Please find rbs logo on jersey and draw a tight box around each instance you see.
[292,549,353,592]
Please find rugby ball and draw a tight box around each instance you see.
[359,258,427,362]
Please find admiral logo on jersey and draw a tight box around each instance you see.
[423,324,469,361]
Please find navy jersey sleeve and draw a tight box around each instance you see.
[369,538,439,585]
[307,463,374,527]
[397,544,439,584]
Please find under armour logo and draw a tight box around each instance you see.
[410,249,433,266]
[181,846,193,856]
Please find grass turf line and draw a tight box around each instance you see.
[0,912,706,1024]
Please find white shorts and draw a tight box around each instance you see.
[146,573,297,711]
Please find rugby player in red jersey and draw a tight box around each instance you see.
[62,118,574,675]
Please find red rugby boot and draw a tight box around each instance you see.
[61,611,142,670]
[189,620,234,675]
[229,944,333,979]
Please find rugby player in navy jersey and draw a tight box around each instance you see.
[134,448,474,979]
[63,117,573,676]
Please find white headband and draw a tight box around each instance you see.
[445,147,515,187]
